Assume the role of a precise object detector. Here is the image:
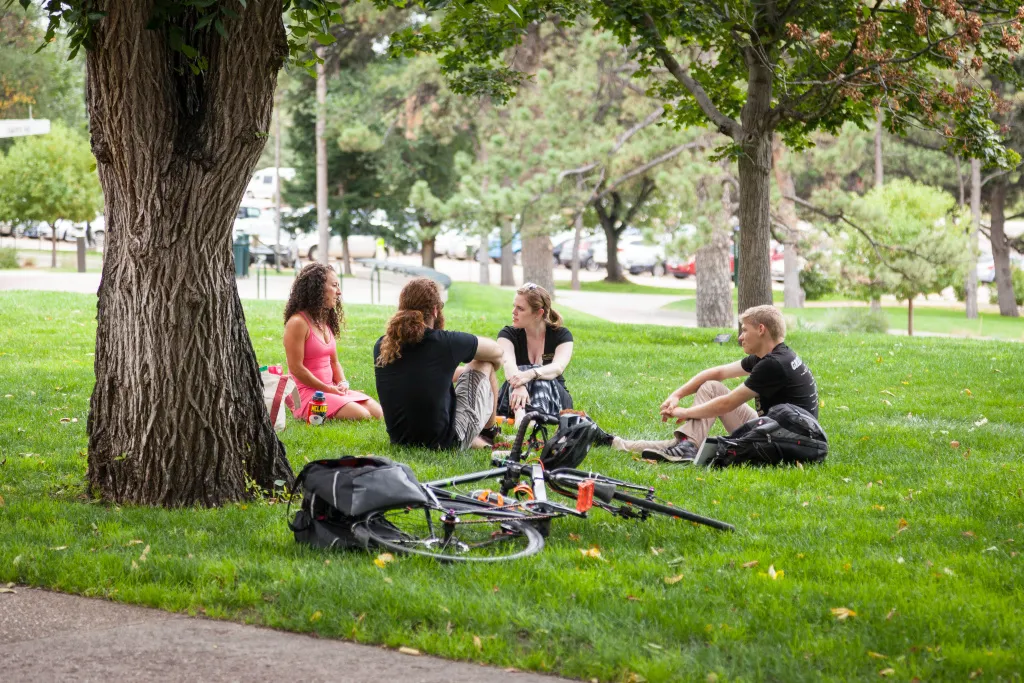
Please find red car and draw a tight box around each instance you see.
[666,255,735,278]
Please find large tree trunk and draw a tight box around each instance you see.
[341,234,352,275]
[907,298,914,336]
[499,221,515,286]
[570,209,584,291]
[421,235,436,269]
[51,223,58,268]
[521,224,553,293]
[603,227,625,282]
[696,227,733,327]
[966,158,981,319]
[85,1,292,506]
[989,180,1019,317]
[771,141,804,308]
[874,108,884,189]
[315,46,329,267]
[736,66,774,314]
[477,227,490,285]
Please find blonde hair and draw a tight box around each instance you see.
[376,278,445,367]
[740,305,786,341]
[517,283,562,327]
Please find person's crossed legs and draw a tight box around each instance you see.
[452,360,499,449]
[614,381,757,460]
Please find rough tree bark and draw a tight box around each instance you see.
[420,235,436,269]
[696,227,733,327]
[966,158,980,319]
[989,180,1019,317]
[315,46,329,267]
[86,0,292,506]
[771,140,804,308]
[512,22,554,291]
[521,225,553,293]
[736,58,774,316]
[874,108,884,190]
[499,220,515,286]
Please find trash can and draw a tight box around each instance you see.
[233,235,250,278]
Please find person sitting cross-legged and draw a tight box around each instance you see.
[614,305,818,462]
[374,278,504,450]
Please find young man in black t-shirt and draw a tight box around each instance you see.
[614,305,818,462]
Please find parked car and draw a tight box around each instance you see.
[488,233,522,264]
[434,230,480,260]
[294,232,378,263]
[618,238,666,276]
[560,235,606,271]
[978,253,1024,282]
[666,254,735,278]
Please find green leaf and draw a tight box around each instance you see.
[196,12,216,29]
[180,44,198,59]
[214,18,227,38]
[314,32,337,46]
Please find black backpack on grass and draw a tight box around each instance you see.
[288,456,427,550]
[712,403,829,467]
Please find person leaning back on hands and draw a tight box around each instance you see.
[614,305,818,462]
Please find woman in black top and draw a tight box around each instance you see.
[496,282,574,415]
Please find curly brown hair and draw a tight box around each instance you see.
[375,278,445,367]
[283,263,344,335]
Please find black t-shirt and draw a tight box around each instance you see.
[741,343,819,417]
[373,329,478,449]
[497,325,574,385]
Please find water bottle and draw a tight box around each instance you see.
[308,391,328,425]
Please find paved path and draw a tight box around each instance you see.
[0,586,572,683]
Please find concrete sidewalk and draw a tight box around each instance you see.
[0,586,573,683]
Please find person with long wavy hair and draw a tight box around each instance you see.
[283,263,382,423]
[374,277,503,449]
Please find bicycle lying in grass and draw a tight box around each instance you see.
[351,411,734,562]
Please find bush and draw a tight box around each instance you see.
[0,248,19,269]
[799,266,837,301]
[989,266,1024,306]
[823,307,890,334]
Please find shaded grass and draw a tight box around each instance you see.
[1,285,1023,681]
[788,304,1024,342]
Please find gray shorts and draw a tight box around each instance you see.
[452,369,493,450]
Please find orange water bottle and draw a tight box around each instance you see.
[308,391,328,425]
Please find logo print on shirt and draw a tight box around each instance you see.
[791,356,803,370]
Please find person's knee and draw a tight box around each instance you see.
[464,360,494,377]
[368,400,383,418]
[696,380,728,401]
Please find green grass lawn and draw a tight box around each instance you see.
[574,278,694,295]
[788,304,1024,342]
[2,284,1022,681]
[662,289,786,309]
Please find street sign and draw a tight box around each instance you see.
[0,119,51,138]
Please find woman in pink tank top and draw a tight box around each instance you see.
[283,263,382,422]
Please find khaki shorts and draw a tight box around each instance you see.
[452,369,493,449]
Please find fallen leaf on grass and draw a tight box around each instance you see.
[125,540,144,546]
[398,647,420,656]
[664,575,684,585]
[579,546,603,559]
[950,440,960,449]
[741,560,759,569]
[873,505,886,511]
[879,668,895,677]
[568,533,580,541]
[473,635,482,651]
[626,595,640,601]
[802,501,809,507]
[962,388,972,396]
[373,552,395,568]
[0,495,5,507]
[886,608,897,620]
[868,652,888,659]
[650,547,663,556]
[963,531,975,538]
[897,519,909,533]
[309,611,322,622]
[50,546,68,551]
[970,669,984,679]
[767,565,783,580]
[943,567,955,576]
[831,607,857,620]
[383,577,393,584]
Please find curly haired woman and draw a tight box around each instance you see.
[283,263,382,422]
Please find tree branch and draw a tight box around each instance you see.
[626,9,743,139]
[594,140,706,201]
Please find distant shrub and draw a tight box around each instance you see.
[0,248,18,269]
[799,267,837,301]
[989,267,1024,307]
[824,308,889,334]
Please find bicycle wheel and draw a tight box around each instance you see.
[356,501,545,562]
